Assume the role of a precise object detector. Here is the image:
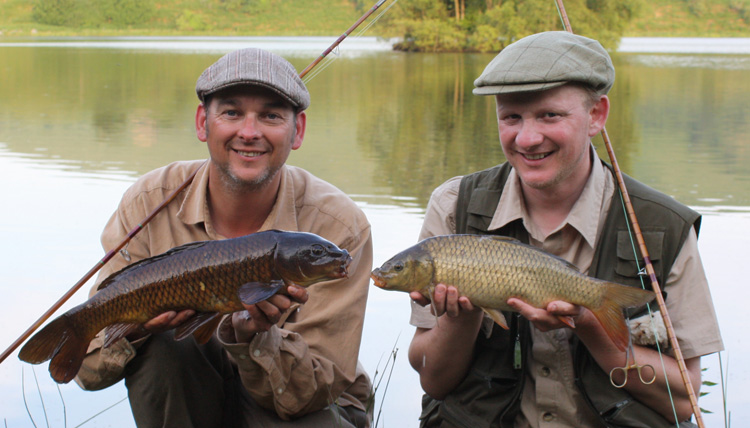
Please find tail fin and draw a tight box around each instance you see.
[589,283,655,351]
[18,315,90,384]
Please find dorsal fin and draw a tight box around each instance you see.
[97,240,212,291]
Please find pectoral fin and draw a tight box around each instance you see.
[174,312,222,343]
[557,315,576,329]
[103,323,141,348]
[482,308,509,329]
[238,280,285,305]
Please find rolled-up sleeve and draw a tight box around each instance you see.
[410,177,461,329]
[218,224,373,420]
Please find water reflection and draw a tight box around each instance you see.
[1,39,749,427]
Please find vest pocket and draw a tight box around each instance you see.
[614,230,665,288]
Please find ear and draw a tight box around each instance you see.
[291,111,306,151]
[588,95,610,138]
[196,103,208,142]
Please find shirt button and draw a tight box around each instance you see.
[541,367,550,377]
[277,388,284,394]
[542,412,554,422]
[253,349,261,357]
[238,354,247,360]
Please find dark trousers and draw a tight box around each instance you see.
[124,331,368,428]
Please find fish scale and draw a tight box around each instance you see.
[371,234,654,351]
[19,230,351,384]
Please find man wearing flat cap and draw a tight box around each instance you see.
[74,48,373,428]
[407,31,722,427]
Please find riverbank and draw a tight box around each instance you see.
[2,36,749,55]
[619,37,750,54]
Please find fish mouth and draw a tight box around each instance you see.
[370,270,386,288]
[333,253,352,279]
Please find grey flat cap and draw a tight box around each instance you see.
[196,48,310,110]
[473,31,614,96]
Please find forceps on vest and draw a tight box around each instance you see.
[609,321,656,388]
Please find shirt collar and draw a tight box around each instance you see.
[488,145,605,249]
[258,165,300,232]
[177,162,300,234]
[177,160,210,226]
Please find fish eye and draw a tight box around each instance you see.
[394,261,404,272]
[311,244,325,256]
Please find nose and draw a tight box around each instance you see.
[237,115,262,140]
[514,120,544,149]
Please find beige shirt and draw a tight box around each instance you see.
[75,160,373,420]
[411,153,724,428]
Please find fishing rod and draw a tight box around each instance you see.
[0,0,392,367]
[553,1,705,426]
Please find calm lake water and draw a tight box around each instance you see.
[1,37,749,427]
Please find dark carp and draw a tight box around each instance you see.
[19,230,351,383]
[371,234,654,351]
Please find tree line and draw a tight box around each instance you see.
[28,0,750,52]
[373,0,643,51]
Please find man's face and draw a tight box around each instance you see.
[195,86,306,192]
[495,84,608,193]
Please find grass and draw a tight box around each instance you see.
[0,0,748,38]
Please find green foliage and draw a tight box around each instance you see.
[384,0,645,52]
[3,0,748,37]
[176,10,210,32]
[31,0,154,28]
[220,0,274,14]
[32,0,84,27]
[100,0,155,27]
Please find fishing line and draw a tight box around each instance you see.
[354,0,398,37]
[302,0,396,85]
[56,383,67,428]
[616,186,681,425]
[73,396,129,427]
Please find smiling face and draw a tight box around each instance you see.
[196,85,306,193]
[495,84,609,195]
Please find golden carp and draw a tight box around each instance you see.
[19,230,351,383]
[371,234,654,351]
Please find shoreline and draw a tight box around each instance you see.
[1,36,749,55]
[618,37,750,54]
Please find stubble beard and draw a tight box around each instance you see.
[206,113,297,195]
[214,157,282,195]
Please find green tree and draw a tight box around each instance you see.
[32,0,85,26]
[32,0,154,28]
[100,0,155,27]
[384,0,644,52]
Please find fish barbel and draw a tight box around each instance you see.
[371,234,654,351]
[19,230,351,383]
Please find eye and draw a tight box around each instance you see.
[393,261,404,272]
[311,244,325,256]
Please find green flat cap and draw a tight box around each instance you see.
[473,31,614,96]
[196,48,310,110]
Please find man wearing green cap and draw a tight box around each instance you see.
[73,48,373,427]
[407,31,722,427]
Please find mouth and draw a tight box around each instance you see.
[233,148,265,158]
[337,255,352,278]
[521,152,551,161]
[370,271,386,288]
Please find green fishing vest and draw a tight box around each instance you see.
[419,162,701,428]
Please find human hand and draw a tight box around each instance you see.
[232,284,309,342]
[410,283,477,319]
[507,298,584,332]
[128,309,196,341]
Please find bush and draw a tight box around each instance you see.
[32,0,154,28]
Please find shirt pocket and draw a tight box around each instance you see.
[614,229,665,288]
